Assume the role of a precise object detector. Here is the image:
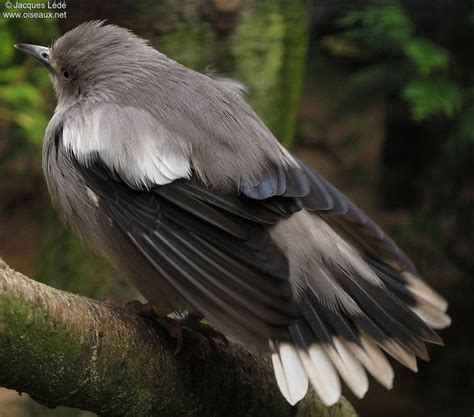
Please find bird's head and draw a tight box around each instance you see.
[14,21,157,109]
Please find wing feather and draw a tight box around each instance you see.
[75,156,297,350]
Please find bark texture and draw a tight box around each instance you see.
[0,259,357,417]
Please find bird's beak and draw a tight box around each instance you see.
[14,43,54,72]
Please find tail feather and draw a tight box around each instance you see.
[328,337,368,399]
[410,303,451,330]
[268,213,449,406]
[325,262,436,358]
[269,263,448,405]
[367,258,448,312]
[367,258,449,335]
[377,336,419,372]
[403,271,448,312]
[312,301,395,389]
[304,343,341,405]
[271,341,308,405]
[346,334,394,389]
[297,296,369,398]
[271,350,293,403]
[286,324,341,406]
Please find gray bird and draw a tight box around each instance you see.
[15,21,450,406]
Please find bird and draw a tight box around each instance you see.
[15,21,451,406]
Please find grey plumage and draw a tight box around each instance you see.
[16,21,450,406]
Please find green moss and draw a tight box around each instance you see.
[0,298,91,398]
[295,393,358,417]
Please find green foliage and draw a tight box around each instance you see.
[324,0,466,123]
[404,39,449,76]
[403,78,463,120]
[320,0,473,259]
[0,14,58,166]
[337,1,413,54]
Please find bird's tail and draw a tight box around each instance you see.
[270,243,450,406]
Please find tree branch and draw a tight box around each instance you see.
[0,258,357,417]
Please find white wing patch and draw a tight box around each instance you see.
[62,105,191,188]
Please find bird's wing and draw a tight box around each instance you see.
[61,104,193,189]
[244,154,449,330]
[73,155,300,351]
[241,155,415,271]
[241,155,450,404]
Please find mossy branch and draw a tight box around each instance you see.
[0,258,357,417]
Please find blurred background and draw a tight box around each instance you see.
[0,0,472,416]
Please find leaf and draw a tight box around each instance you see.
[336,1,413,53]
[402,79,463,120]
[404,39,450,76]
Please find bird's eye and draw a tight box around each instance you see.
[62,70,71,81]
